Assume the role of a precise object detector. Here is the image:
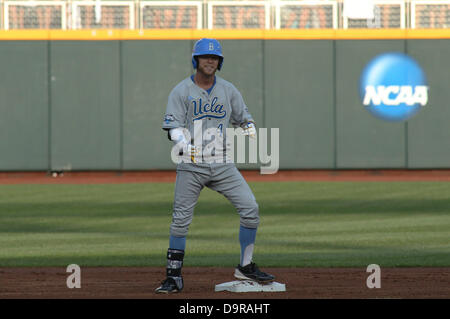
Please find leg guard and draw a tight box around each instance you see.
[165,248,184,291]
[166,248,184,277]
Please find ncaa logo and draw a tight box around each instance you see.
[359,52,428,122]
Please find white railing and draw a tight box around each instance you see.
[1,0,449,30]
[342,0,406,29]
[140,1,202,29]
[4,1,66,30]
[275,1,338,29]
[411,0,450,28]
[70,1,135,29]
[207,1,271,29]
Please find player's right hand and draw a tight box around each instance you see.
[181,143,200,163]
[182,143,200,156]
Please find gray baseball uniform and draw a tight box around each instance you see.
[162,75,259,237]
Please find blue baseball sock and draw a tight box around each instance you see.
[169,235,186,251]
[239,225,257,266]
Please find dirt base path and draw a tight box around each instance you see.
[0,267,448,299]
[1,169,450,184]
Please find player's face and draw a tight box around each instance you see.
[197,55,220,76]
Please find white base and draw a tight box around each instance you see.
[215,280,286,293]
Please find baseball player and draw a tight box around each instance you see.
[155,38,274,293]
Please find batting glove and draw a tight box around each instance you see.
[181,143,200,163]
[242,122,257,139]
[181,143,199,156]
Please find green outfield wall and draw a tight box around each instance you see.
[0,34,449,171]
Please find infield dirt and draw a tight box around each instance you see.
[0,267,448,299]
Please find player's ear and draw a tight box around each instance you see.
[194,56,199,69]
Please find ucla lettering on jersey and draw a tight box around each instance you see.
[192,96,227,121]
[162,76,254,141]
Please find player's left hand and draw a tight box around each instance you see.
[242,122,256,139]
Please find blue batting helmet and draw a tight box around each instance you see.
[192,38,224,70]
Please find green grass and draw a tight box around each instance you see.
[0,182,449,267]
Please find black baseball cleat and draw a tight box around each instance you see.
[234,262,275,283]
[155,276,183,294]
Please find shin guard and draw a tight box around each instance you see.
[166,248,184,290]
